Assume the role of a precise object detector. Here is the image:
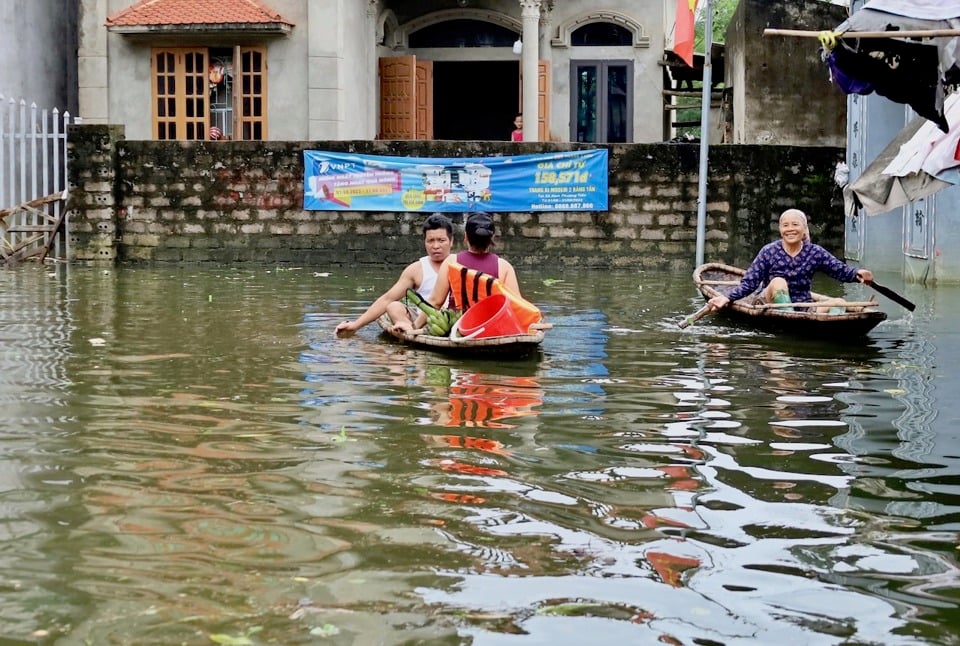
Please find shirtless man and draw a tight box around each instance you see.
[334,214,454,337]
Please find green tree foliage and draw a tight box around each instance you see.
[696,0,739,48]
[675,0,739,138]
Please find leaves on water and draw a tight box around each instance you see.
[209,627,262,645]
[542,278,564,286]
[331,426,356,444]
[309,624,340,637]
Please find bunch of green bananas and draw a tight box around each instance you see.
[406,288,462,337]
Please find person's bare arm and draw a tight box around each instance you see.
[498,259,521,296]
[335,262,420,336]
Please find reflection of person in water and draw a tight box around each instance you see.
[429,369,542,429]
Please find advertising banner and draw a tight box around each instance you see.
[303,149,608,212]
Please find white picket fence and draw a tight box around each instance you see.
[0,96,75,263]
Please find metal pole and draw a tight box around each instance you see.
[695,0,713,267]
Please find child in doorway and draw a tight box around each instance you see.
[511,113,523,141]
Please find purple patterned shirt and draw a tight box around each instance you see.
[727,241,860,304]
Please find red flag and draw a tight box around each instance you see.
[675,0,698,67]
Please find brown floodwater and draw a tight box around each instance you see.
[0,262,957,645]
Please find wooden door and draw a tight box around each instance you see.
[415,60,433,140]
[379,56,417,140]
[538,60,550,142]
[518,60,552,141]
[151,48,207,140]
[237,47,268,140]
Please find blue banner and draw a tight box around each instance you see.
[303,149,608,212]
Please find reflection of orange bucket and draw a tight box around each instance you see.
[454,294,524,339]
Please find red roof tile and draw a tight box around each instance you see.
[107,0,293,28]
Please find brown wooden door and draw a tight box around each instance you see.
[151,47,207,140]
[538,60,550,142]
[237,46,268,140]
[518,60,552,142]
[415,60,433,140]
[379,56,417,140]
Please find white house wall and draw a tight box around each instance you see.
[547,1,665,143]
[307,0,376,140]
[81,0,671,143]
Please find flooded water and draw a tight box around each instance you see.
[1,263,958,645]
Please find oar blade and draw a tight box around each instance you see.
[678,304,712,329]
[869,281,916,312]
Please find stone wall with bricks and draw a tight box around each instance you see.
[66,124,846,270]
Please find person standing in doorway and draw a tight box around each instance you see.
[511,113,523,142]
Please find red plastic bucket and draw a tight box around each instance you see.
[454,294,524,339]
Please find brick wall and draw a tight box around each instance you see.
[66,125,846,270]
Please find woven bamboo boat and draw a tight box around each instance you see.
[376,314,548,358]
[693,262,887,338]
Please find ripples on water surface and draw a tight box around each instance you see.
[0,264,958,644]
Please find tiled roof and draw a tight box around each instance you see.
[106,0,293,28]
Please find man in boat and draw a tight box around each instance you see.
[408,212,524,332]
[334,213,454,337]
[707,208,874,314]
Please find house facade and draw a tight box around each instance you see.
[843,0,960,284]
[77,0,679,144]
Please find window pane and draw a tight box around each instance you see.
[253,76,262,94]
[209,48,234,138]
[252,97,262,117]
[605,65,628,143]
[571,23,633,46]
[576,66,598,143]
[166,98,176,117]
[409,19,517,48]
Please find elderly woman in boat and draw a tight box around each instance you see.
[707,208,874,314]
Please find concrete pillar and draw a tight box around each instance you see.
[519,0,540,142]
[77,0,109,124]
[66,124,125,263]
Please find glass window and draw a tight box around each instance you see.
[152,46,267,141]
[571,22,633,47]
[570,60,633,143]
[409,19,517,48]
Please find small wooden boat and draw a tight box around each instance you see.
[376,314,548,358]
[692,262,887,338]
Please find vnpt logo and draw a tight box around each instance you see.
[317,160,351,174]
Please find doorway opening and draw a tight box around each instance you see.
[432,61,519,141]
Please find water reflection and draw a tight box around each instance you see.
[0,265,958,643]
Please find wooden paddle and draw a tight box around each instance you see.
[677,304,712,329]
[866,280,915,312]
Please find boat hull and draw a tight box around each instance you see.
[376,315,545,358]
[693,262,887,338]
